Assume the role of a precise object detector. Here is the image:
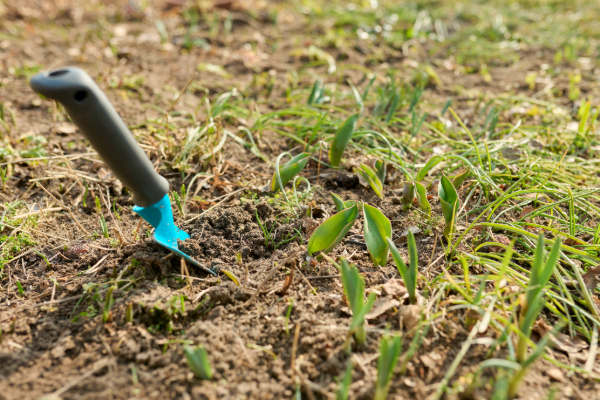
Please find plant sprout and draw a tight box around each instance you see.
[387,231,418,304]
[340,258,376,350]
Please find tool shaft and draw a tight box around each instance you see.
[30,67,169,207]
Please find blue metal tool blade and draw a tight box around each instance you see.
[132,194,216,276]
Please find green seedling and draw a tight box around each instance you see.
[374,159,386,182]
[340,258,376,350]
[438,174,459,239]
[99,216,109,239]
[387,231,418,304]
[184,344,213,380]
[32,249,50,266]
[356,162,384,198]
[329,113,359,167]
[307,78,326,105]
[414,182,431,215]
[385,89,400,124]
[308,202,359,256]
[285,299,293,336]
[16,281,24,297]
[409,109,427,142]
[330,191,356,212]
[0,167,9,191]
[374,334,402,400]
[363,203,392,266]
[516,233,561,362]
[336,360,354,400]
[452,169,470,189]
[112,198,121,221]
[94,196,102,214]
[172,191,185,217]
[272,152,310,192]
[255,210,275,247]
[402,182,415,211]
[102,286,115,323]
[82,180,88,208]
[416,156,443,181]
[509,324,563,398]
[311,195,393,264]
[221,269,240,286]
[126,303,133,323]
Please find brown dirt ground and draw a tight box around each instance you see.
[1,1,600,400]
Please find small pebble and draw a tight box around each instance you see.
[547,368,565,382]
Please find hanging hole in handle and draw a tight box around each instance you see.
[74,90,87,102]
[49,69,69,77]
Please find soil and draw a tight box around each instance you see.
[1,1,600,400]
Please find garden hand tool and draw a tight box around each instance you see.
[30,67,216,275]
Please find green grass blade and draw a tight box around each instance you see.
[271,152,310,191]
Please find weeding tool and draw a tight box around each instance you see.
[30,67,216,275]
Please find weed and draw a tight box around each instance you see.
[285,299,294,336]
[336,360,354,400]
[339,258,376,350]
[184,345,213,380]
[329,114,359,166]
[375,334,402,400]
[172,191,185,217]
[102,286,115,323]
[387,231,418,304]
[516,234,561,362]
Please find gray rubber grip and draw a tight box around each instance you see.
[29,67,169,207]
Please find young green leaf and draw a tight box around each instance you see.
[374,334,402,400]
[402,182,415,210]
[308,203,359,255]
[387,232,418,304]
[363,203,392,266]
[340,258,376,346]
[329,113,359,167]
[438,174,459,238]
[510,323,564,398]
[414,182,431,215]
[336,360,354,400]
[330,191,356,212]
[438,174,458,223]
[184,345,213,380]
[271,152,311,191]
[374,159,386,183]
[356,163,384,198]
[516,234,562,362]
[307,78,324,105]
[452,168,470,189]
[416,156,443,181]
[102,286,115,323]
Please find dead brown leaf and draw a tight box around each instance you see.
[398,305,422,331]
[365,298,401,320]
[382,279,408,298]
[552,333,588,353]
[520,205,534,219]
[489,234,510,253]
[583,266,600,292]
[533,319,588,353]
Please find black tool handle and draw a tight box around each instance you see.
[30,67,169,207]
